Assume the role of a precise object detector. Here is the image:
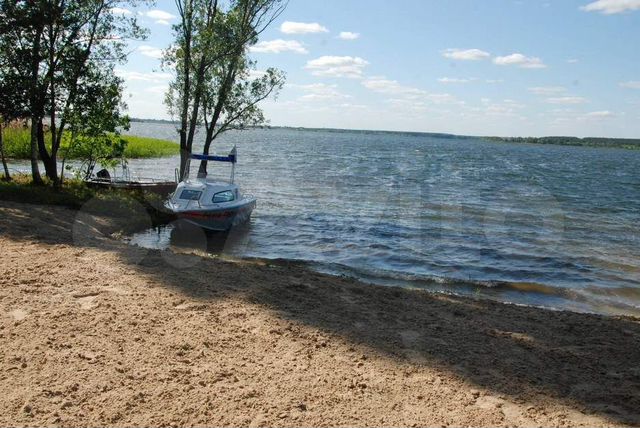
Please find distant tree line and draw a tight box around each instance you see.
[483,136,640,150]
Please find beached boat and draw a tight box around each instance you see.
[84,166,177,196]
[164,147,256,231]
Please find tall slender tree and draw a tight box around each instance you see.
[165,0,286,180]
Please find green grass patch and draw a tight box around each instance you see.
[1,127,178,159]
[121,135,179,158]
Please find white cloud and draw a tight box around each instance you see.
[584,110,615,118]
[567,58,580,63]
[438,77,472,84]
[280,21,328,34]
[144,9,176,20]
[305,56,369,78]
[248,69,267,79]
[338,31,360,40]
[494,53,546,69]
[137,45,163,59]
[362,78,426,98]
[109,7,132,15]
[115,69,173,83]
[528,86,567,95]
[292,83,350,101]
[485,79,504,84]
[581,0,640,14]
[442,48,490,61]
[363,78,461,105]
[141,9,176,25]
[620,81,640,89]
[545,96,588,104]
[250,39,308,54]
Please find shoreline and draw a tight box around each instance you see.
[1,200,640,426]
[129,226,640,319]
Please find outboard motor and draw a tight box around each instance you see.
[96,168,111,182]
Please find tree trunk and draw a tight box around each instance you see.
[179,149,191,181]
[198,126,216,177]
[37,120,58,183]
[30,119,43,185]
[0,122,11,181]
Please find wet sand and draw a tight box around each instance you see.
[1,200,639,427]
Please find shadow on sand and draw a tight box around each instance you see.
[1,201,639,425]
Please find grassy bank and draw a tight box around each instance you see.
[1,127,179,159]
[0,174,174,233]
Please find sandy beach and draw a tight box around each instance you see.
[1,200,639,427]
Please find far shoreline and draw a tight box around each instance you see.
[129,118,640,151]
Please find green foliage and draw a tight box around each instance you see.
[1,126,35,159]
[2,128,178,160]
[122,136,180,158]
[165,0,286,178]
[0,0,151,183]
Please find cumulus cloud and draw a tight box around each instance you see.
[305,56,369,78]
[442,48,490,61]
[109,7,132,15]
[528,86,567,95]
[137,9,177,25]
[362,78,427,97]
[580,0,640,14]
[280,21,328,34]
[138,45,163,59]
[250,39,308,54]
[115,69,172,83]
[338,31,360,40]
[362,78,460,105]
[545,96,588,104]
[438,77,472,84]
[620,81,640,89]
[493,53,546,69]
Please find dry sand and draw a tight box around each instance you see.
[1,200,639,427]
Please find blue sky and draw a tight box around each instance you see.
[115,0,640,137]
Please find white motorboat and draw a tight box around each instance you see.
[164,147,256,231]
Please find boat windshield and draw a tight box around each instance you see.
[212,190,235,203]
[179,189,202,200]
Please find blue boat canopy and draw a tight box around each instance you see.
[190,149,236,164]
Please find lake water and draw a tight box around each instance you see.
[14,121,640,315]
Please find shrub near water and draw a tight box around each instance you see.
[1,127,178,159]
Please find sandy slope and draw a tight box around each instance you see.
[1,200,639,427]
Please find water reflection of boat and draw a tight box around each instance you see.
[164,147,256,232]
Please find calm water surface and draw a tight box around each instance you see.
[20,122,640,315]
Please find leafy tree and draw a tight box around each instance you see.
[0,0,148,185]
[165,0,286,180]
[61,66,130,182]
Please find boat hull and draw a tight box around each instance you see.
[85,179,177,197]
[176,198,256,231]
